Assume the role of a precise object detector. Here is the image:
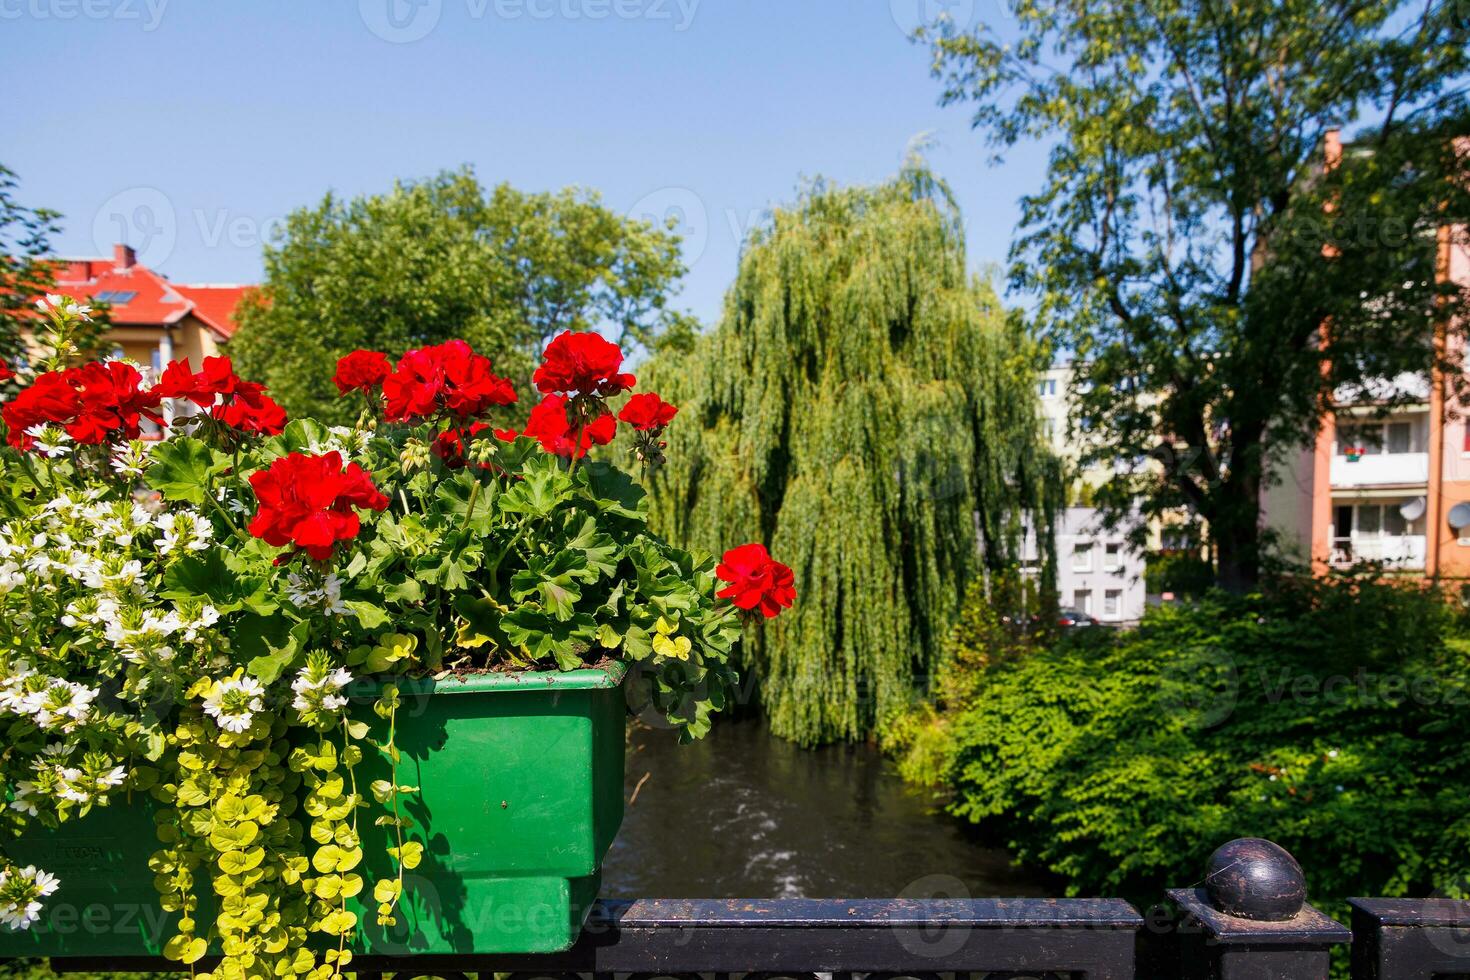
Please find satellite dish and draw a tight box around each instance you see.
[1400,496,1427,522]
[1449,502,1470,530]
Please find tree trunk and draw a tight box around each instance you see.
[1214,526,1261,593]
[1212,454,1264,594]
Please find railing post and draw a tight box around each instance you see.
[1348,898,1470,978]
[1166,837,1349,979]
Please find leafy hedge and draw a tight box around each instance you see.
[881,576,1470,906]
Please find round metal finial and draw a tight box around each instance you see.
[1204,838,1307,921]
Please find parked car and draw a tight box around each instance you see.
[1057,608,1101,628]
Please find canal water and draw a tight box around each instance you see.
[601,717,1053,899]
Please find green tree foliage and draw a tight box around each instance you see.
[0,166,109,375]
[883,577,1470,905]
[923,0,1470,590]
[231,169,690,423]
[644,164,1063,745]
[0,165,62,369]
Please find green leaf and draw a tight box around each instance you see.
[498,457,572,518]
[510,551,588,621]
[389,840,424,870]
[247,619,311,684]
[346,601,390,629]
[162,551,259,609]
[145,437,225,505]
[580,460,648,520]
[501,608,597,670]
[564,514,620,580]
[384,576,425,604]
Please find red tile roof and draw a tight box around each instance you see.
[52,254,252,339]
[175,284,250,338]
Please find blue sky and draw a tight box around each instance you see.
[1,0,1048,326]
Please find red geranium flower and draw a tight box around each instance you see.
[3,373,81,448]
[153,357,287,435]
[533,330,635,398]
[212,385,287,436]
[523,394,617,458]
[153,359,213,408]
[716,543,797,619]
[64,361,165,444]
[0,362,14,384]
[618,392,678,431]
[333,350,392,395]
[382,340,517,421]
[247,451,389,562]
[2,362,163,449]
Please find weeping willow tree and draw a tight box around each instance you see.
[645,163,1062,745]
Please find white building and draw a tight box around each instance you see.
[1032,363,1149,623]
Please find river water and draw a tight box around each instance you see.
[601,718,1052,899]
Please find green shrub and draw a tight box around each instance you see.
[884,574,1470,907]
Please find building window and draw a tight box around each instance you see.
[1337,420,1416,456]
[1072,540,1094,571]
[1103,590,1121,619]
[1388,421,1411,454]
[1105,542,1122,571]
[1073,589,1092,614]
[1038,378,1057,398]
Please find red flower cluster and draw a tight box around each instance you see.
[716,543,797,619]
[247,451,390,561]
[333,350,392,395]
[533,330,636,398]
[0,362,14,384]
[523,394,617,458]
[153,356,287,436]
[2,362,163,449]
[618,392,678,432]
[381,341,517,421]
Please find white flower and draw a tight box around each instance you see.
[0,865,60,930]
[36,294,91,320]
[202,676,266,734]
[291,660,353,713]
[23,426,70,459]
[24,681,97,730]
[8,784,37,817]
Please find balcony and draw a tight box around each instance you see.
[1330,451,1428,488]
[1330,533,1426,569]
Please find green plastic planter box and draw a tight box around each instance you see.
[0,663,627,957]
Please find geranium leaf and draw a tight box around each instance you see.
[580,461,647,520]
[501,608,596,669]
[145,437,226,505]
[510,551,587,621]
[498,458,572,517]
[564,514,620,580]
[162,551,256,609]
[247,619,311,684]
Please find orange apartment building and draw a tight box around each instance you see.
[1263,143,1470,582]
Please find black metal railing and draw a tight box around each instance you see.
[32,837,1470,980]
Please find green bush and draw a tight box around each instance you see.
[882,574,1470,907]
